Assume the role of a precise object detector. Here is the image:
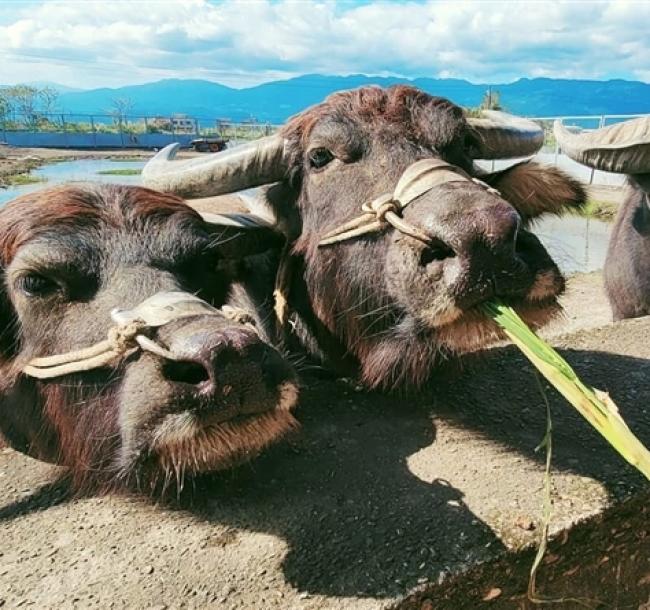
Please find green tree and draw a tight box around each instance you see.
[480,88,503,111]
[0,91,11,127]
[8,85,40,129]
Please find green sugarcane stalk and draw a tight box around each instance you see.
[481,300,650,481]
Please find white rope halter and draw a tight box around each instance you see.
[272,158,500,331]
[23,292,255,380]
[318,158,499,246]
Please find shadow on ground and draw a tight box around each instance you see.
[1,330,649,603]
[185,343,649,599]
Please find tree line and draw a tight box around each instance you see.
[0,84,135,131]
[0,85,60,129]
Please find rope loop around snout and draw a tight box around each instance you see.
[23,320,147,380]
[274,158,504,336]
[318,158,486,247]
[107,321,146,354]
[22,292,257,380]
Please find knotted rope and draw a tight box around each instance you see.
[318,158,499,246]
[272,158,500,335]
[24,321,147,379]
[23,292,255,380]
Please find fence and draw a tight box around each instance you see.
[1,112,648,186]
[0,112,281,150]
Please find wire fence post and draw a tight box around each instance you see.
[91,115,97,149]
[61,113,68,149]
[118,116,125,149]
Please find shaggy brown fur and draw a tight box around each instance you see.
[0,184,298,495]
[283,85,465,151]
[262,86,586,389]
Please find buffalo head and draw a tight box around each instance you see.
[0,184,298,493]
[554,117,650,321]
[143,85,585,389]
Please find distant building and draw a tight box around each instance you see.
[171,114,196,132]
[149,114,196,132]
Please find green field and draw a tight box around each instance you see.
[97,168,142,176]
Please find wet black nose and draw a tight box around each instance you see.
[415,200,521,275]
[459,202,520,267]
[404,191,530,309]
[161,326,273,397]
[455,203,530,308]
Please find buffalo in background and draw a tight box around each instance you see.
[555,117,650,320]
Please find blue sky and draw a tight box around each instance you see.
[0,0,648,89]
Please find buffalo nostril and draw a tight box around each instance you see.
[162,360,210,386]
[212,346,241,370]
[419,239,456,267]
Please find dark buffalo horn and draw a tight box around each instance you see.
[141,136,288,198]
[467,110,544,159]
[554,117,650,174]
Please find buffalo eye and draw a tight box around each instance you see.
[308,147,334,169]
[17,273,59,297]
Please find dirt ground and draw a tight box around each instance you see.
[543,271,612,336]
[2,272,649,610]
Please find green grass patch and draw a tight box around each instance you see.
[97,168,142,176]
[577,199,618,222]
[6,173,47,186]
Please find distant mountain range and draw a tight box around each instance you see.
[9,75,650,122]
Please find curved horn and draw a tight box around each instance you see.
[467,110,544,159]
[553,117,650,174]
[142,136,288,197]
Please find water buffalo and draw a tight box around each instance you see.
[0,184,299,493]
[144,85,586,389]
[554,117,650,320]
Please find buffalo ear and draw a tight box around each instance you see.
[482,161,586,224]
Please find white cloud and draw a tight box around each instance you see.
[0,0,648,89]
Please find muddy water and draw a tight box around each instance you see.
[0,159,612,275]
[0,159,145,205]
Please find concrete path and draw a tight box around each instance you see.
[1,277,649,608]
